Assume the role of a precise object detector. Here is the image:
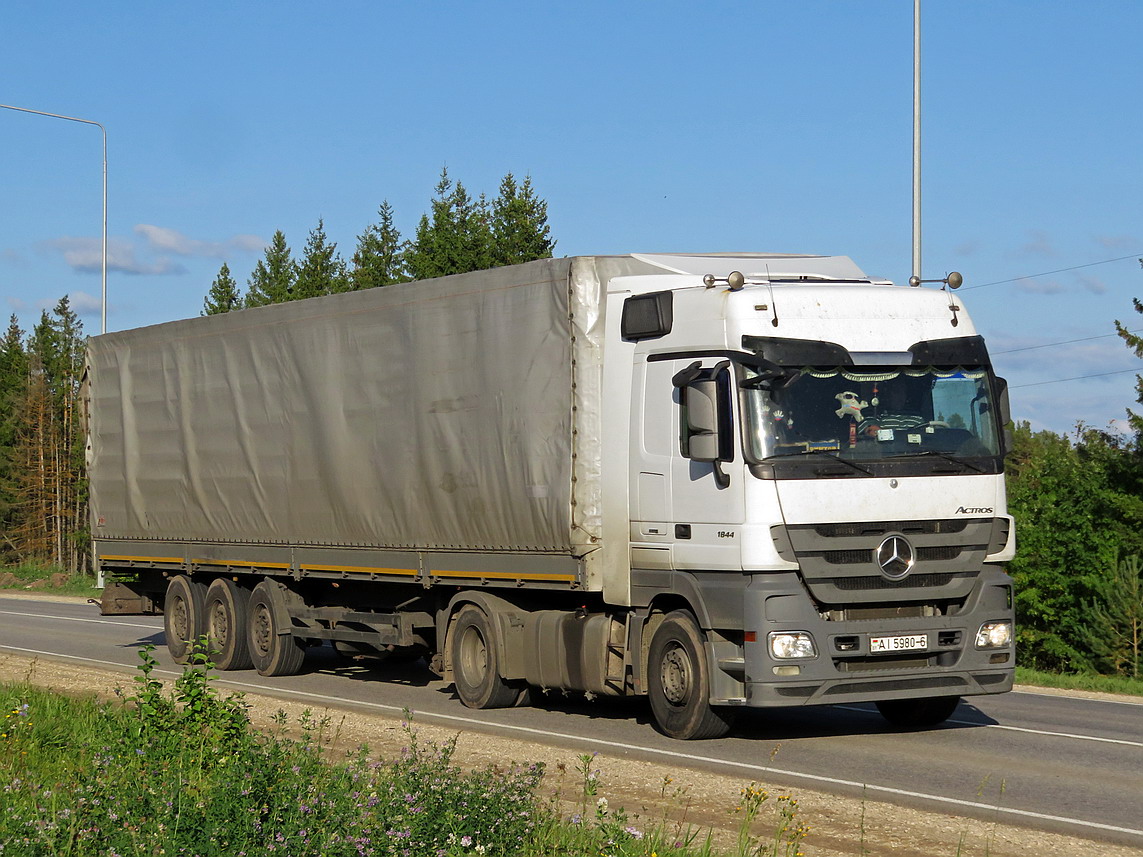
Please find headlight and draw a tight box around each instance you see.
[768,631,817,659]
[976,621,1013,649]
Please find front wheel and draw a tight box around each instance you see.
[875,695,961,728]
[647,611,734,740]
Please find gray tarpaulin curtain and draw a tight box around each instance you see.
[90,259,584,553]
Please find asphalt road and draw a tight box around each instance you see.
[1,594,1140,849]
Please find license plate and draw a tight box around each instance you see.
[870,634,928,653]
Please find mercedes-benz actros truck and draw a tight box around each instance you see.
[90,253,1015,739]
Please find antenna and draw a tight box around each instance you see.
[765,265,779,327]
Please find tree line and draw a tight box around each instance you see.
[0,298,87,573]
[1009,277,1143,679]
[203,168,554,314]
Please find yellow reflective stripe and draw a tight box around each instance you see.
[100,554,183,564]
[190,559,292,570]
[430,569,576,582]
[301,564,417,576]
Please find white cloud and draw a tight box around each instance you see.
[1077,274,1107,295]
[1095,234,1137,250]
[1019,230,1058,258]
[42,236,185,276]
[68,291,103,315]
[134,224,264,259]
[5,296,28,311]
[36,226,263,278]
[1015,277,1065,294]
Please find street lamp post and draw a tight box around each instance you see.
[912,0,922,287]
[1,103,107,334]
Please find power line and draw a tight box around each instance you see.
[1010,367,1140,389]
[994,327,1143,355]
[961,253,1142,291]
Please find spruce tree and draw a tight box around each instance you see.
[245,231,295,307]
[0,315,28,560]
[406,167,495,280]
[491,172,556,267]
[1083,555,1143,677]
[294,218,348,299]
[350,201,407,289]
[1115,261,1143,439]
[203,262,242,315]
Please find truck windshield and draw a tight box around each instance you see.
[742,365,1003,464]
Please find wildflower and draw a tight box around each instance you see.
[596,797,608,812]
[461,834,473,847]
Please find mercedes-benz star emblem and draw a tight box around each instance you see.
[876,535,915,580]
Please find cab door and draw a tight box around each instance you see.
[631,357,745,572]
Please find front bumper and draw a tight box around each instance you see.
[724,567,1014,707]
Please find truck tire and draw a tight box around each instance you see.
[247,580,305,677]
[164,575,207,665]
[204,578,252,671]
[875,695,960,729]
[450,604,526,709]
[648,610,734,740]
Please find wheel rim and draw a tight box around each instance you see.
[209,601,229,646]
[252,603,273,657]
[659,642,692,706]
[170,595,189,642]
[458,624,488,686]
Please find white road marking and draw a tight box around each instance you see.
[1,643,1141,843]
[0,608,160,631]
[1014,687,1143,707]
[834,703,1143,749]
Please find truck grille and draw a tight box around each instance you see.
[775,518,1001,607]
[823,545,963,565]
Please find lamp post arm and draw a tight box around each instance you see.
[0,103,108,334]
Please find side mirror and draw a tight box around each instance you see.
[684,379,721,463]
[676,365,733,489]
[995,377,1010,427]
[994,376,1013,458]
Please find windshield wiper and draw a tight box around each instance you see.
[885,449,986,473]
[766,449,872,476]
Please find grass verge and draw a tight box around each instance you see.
[0,562,100,597]
[0,643,809,857]
[1015,666,1143,697]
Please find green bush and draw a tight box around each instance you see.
[0,644,545,856]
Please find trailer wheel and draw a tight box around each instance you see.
[164,575,207,665]
[204,578,252,671]
[648,611,734,740]
[450,605,526,709]
[247,581,305,677]
[875,695,960,729]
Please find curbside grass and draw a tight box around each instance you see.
[0,643,809,857]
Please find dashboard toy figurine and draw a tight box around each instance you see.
[834,390,869,421]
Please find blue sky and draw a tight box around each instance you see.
[2,1,1140,435]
